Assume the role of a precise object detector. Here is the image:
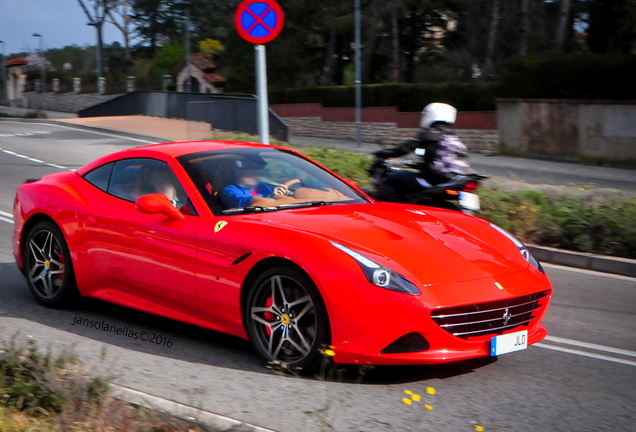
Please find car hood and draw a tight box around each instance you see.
[253,203,528,286]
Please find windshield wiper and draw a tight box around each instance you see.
[222,206,279,215]
[222,201,331,215]
[275,201,330,210]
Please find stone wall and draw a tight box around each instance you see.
[284,117,499,152]
[22,92,123,113]
[498,99,636,164]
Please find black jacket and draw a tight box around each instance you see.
[374,128,449,185]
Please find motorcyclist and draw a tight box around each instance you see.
[372,103,469,203]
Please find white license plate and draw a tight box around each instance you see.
[490,330,528,356]
[459,191,480,211]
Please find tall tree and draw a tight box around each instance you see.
[76,0,107,76]
[483,0,502,77]
[586,0,636,53]
[554,0,572,52]
[132,0,181,54]
[389,2,401,83]
[105,0,132,60]
[519,0,530,56]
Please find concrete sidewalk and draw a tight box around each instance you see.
[61,115,214,142]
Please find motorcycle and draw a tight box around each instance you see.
[364,156,487,215]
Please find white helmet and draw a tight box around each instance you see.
[420,103,457,129]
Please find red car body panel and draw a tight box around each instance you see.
[13,141,552,365]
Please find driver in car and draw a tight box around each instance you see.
[221,160,292,208]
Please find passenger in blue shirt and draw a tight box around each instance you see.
[221,165,290,209]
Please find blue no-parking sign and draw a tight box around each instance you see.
[234,0,285,44]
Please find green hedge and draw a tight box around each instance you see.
[269,83,496,111]
[497,53,636,100]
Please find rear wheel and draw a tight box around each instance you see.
[23,221,77,307]
[245,266,329,370]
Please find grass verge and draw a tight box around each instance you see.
[205,131,636,259]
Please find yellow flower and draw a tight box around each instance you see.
[509,210,516,214]
[403,398,412,405]
[426,387,436,395]
[404,390,413,395]
[579,187,586,191]
[425,404,433,410]
[324,349,335,357]
[520,205,527,209]
[475,426,484,431]
[412,394,421,402]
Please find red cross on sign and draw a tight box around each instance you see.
[234,0,285,44]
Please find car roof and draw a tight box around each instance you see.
[134,140,276,157]
[76,140,287,175]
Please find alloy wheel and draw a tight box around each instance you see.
[250,274,318,363]
[27,229,65,299]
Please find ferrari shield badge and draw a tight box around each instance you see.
[215,221,228,233]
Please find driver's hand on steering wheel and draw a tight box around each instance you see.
[270,185,291,199]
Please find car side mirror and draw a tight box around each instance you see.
[135,194,185,222]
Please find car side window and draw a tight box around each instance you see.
[83,162,114,192]
[107,158,197,215]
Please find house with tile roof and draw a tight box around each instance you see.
[175,54,226,93]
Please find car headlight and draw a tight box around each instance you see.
[331,242,421,295]
[489,223,544,273]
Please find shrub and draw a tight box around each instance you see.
[480,189,636,258]
[269,83,496,112]
[497,53,636,100]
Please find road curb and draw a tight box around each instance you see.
[0,118,168,144]
[527,245,636,278]
[110,384,276,432]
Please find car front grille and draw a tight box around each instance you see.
[430,290,550,339]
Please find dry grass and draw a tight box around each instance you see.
[0,337,214,432]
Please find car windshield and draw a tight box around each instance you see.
[177,147,369,215]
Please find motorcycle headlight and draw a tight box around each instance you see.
[331,242,421,295]
[489,223,544,273]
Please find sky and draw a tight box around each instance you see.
[0,0,123,55]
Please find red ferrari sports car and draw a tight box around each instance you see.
[12,140,552,369]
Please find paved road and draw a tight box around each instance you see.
[1,121,635,432]
[290,135,636,192]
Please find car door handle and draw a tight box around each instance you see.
[87,215,98,226]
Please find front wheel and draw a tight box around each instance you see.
[245,266,329,370]
[23,221,77,307]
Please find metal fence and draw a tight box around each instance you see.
[78,91,288,142]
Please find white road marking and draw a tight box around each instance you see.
[0,216,13,224]
[0,121,158,144]
[543,263,636,282]
[0,147,69,171]
[545,335,636,359]
[0,210,13,219]
[0,131,51,138]
[535,343,636,367]
[46,163,68,170]
[0,122,159,173]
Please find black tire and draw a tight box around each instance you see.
[23,221,78,308]
[245,266,330,371]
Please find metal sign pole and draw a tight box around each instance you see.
[354,0,361,147]
[255,44,270,145]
